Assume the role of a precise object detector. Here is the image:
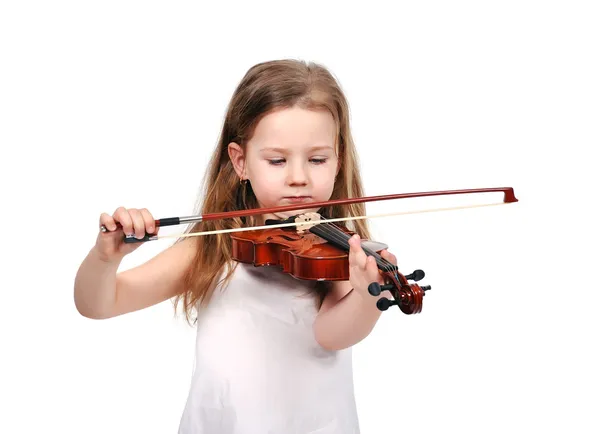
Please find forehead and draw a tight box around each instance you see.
[248,106,336,150]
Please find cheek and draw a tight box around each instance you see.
[255,179,278,195]
[315,181,335,199]
[311,167,337,198]
[248,170,282,201]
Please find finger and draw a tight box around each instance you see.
[348,234,367,269]
[366,256,380,280]
[99,213,117,231]
[113,207,133,235]
[380,249,397,265]
[139,208,156,234]
[129,209,146,239]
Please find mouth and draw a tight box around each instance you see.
[283,196,312,203]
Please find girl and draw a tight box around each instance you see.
[74,59,398,433]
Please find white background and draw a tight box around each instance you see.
[1,1,599,433]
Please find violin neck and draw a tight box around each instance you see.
[308,223,396,272]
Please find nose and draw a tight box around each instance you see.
[287,161,308,186]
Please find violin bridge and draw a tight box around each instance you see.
[294,212,322,234]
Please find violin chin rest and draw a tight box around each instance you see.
[360,240,388,252]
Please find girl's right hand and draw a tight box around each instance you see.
[95,207,157,263]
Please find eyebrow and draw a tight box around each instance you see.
[259,145,334,153]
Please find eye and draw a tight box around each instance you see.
[268,158,285,166]
[310,158,327,165]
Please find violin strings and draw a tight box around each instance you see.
[311,221,395,274]
[308,222,403,294]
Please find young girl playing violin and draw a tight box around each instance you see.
[74,58,398,434]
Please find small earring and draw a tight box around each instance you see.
[240,177,247,185]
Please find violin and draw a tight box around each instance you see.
[232,212,429,314]
[101,187,518,314]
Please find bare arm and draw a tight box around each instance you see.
[74,238,197,319]
[74,247,122,319]
[313,280,388,351]
[313,236,399,351]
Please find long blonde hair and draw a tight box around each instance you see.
[172,59,371,326]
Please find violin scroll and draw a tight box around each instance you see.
[368,269,431,314]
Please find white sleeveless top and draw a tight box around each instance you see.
[177,262,360,433]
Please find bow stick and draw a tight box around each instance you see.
[99,187,518,243]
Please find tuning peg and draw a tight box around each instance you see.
[404,269,425,281]
[420,285,431,291]
[367,282,395,296]
[376,298,398,311]
[368,282,381,296]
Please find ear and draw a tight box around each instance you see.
[228,142,246,179]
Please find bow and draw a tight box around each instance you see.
[99,186,518,243]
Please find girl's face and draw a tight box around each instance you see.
[229,106,339,223]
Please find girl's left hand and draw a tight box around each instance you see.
[348,234,397,301]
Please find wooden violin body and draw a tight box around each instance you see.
[231,224,383,281]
